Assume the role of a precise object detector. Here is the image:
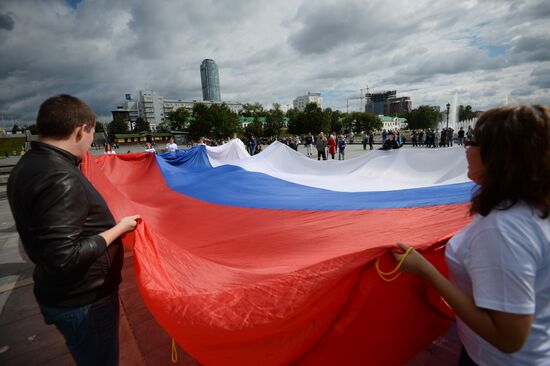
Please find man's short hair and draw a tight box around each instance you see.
[37,94,96,139]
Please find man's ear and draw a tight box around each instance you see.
[74,125,84,142]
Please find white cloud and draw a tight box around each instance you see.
[0,0,548,124]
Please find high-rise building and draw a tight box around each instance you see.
[138,90,164,130]
[365,91,411,115]
[387,96,412,115]
[111,93,139,127]
[200,59,221,102]
[293,92,323,111]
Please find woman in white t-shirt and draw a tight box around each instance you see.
[104,143,116,154]
[393,105,550,365]
[165,137,177,152]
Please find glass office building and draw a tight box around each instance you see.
[200,59,221,102]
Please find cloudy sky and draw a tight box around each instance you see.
[0,0,549,124]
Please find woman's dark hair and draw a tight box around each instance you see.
[37,94,96,138]
[470,104,550,218]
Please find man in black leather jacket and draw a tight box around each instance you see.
[7,94,139,366]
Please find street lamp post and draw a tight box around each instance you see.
[446,103,451,130]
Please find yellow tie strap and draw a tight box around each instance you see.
[375,247,413,282]
[171,338,178,363]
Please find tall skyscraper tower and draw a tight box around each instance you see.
[200,59,221,102]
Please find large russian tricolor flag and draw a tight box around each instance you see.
[82,140,473,365]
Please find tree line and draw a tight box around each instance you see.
[89,103,483,141]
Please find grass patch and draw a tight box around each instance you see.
[0,137,26,158]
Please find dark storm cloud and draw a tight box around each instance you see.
[287,1,422,55]
[509,36,550,62]
[529,66,550,89]
[517,0,550,19]
[125,0,260,59]
[0,13,14,30]
[289,3,367,54]
[287,1,460,56]
[397,49,504,83]
[0,0,548,123]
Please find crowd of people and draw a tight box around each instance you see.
[97,126,477,158]
[7,93,550,365]
[408,126,474,148]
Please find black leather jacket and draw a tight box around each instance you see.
[8,141,123,307]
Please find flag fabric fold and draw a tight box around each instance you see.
[82,141,472,365]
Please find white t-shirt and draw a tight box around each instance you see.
[145,147,156,153]
[446,202,550,365]
[165,142,177,152]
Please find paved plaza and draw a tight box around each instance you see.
[90,140,464,158]
[0,143,462,365]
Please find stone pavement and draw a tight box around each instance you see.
[0,144,462,365]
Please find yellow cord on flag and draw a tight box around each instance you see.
[375,247,413,282]
[171,338,178,363]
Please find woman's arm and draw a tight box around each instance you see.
[395,243,533,353]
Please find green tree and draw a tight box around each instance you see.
[458,105,477,121]
[95,122,105,133]
[305,103,330,134]
[209,103,240,140]
[265,103,285,137]
[241,102,266,117]
[287,103,330,135]
[327,109,344,133]
[107,117,129,137]
[345,112,382,133]
[403,106,440,130]
[11,124,20,134]
[156,121,171,133]
[188,103,212,141]
[133,117,150,132]
[166,108,190,131]
[245,116,263,137]
[25,124,39,134]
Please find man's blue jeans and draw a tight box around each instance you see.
[39,291,120,366]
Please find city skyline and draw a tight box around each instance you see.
[0,0,549,124]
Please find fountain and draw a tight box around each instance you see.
[438,92,459,131]
[449,92,458,131]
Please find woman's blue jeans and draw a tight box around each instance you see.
[39,291,120,366]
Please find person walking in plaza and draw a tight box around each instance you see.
[382,129,388,143]
[369,132,374,150]
[362,132,368,150]
[457,127,465,146]
[338,135,347,160]
[165,136,178,152]
[439,128,447,147]
[466,125,473,142]
[447,127,454,147]
[392,105,550,365]
[315,132,327,160]
[305,132,314,156]
[328,133,337,159]
[7,94,140,366]
[248,134,257,155]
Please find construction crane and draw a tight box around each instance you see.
[346,86,369,113]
